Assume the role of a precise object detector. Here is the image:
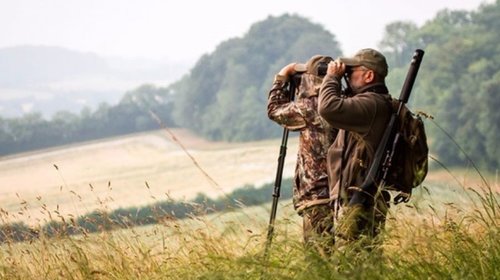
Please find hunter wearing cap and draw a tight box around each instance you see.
[318,48,392,246]
[267,55,338,256]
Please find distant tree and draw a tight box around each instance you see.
[379,21,419,68]
[50,111,80,143]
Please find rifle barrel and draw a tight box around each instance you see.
[348,49,425,207]
[399,49,425,105]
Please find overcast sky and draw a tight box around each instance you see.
[0,0,492,62]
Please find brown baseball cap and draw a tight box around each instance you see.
[339,48,388,78]
[294,54,333,75]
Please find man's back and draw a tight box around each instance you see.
[319,81,391,201]
[268,70,337,211]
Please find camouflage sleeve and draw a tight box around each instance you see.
[267,80,308,131]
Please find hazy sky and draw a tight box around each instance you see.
[0,0,492,62]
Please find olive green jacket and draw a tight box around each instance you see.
[318,75,391,202]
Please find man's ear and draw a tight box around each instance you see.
[364,70,375,83]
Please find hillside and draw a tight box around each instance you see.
[0,128,299,225]
[0,45,190,117]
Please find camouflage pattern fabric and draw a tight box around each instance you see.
[302,204,335,257]
[267,73,338,212]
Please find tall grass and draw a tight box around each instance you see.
[1,174,499,279]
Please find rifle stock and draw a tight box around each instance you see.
[348,49,425,207]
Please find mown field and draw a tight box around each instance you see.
[0,128,298,226]
[0,129,498,279]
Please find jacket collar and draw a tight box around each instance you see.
[354,82,389,95]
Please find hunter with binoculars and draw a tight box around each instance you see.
[266,48,427,256]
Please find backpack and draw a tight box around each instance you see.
[383,100,429,200]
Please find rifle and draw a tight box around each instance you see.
[264,74,300,257]
[348,49,425,207]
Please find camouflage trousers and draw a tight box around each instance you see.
[302,204,335,257]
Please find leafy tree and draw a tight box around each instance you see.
[379,21,419,68]
[172,14,342,141]
[382,1,500,170]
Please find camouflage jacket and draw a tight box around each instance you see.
[267,73,338,213]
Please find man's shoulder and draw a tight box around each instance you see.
[355,92,391,102]
[352,93,392,118]
[351,92,379,101]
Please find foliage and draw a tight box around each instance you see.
[0,84,174,156]
[171,14,342,141]
[381,1,500,170]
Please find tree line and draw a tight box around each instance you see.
[1,2,499,171]
[0,84,175,155]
